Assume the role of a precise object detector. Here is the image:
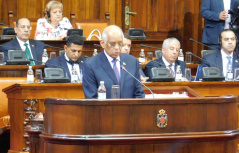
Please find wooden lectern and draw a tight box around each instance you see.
[41,96,239,153]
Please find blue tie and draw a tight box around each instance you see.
[112,59,120,84]
[226,56,232,70]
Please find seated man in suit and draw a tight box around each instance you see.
[83,25,145,99]
[145,37,188,81]
[202,29,239,77]
[45,34,85,82]
[121,33,149,82]
[0,17,45,65]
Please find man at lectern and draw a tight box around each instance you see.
[145,37,188,81]
[82,25,145,99]
[0,18,45,65]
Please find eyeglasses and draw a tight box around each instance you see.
[18,25,32,30]
[108,42,124,48]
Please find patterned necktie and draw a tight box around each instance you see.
[169,64,174,77]
[24,43,34,65]
[112,59,120,84]
[226,56,232,70]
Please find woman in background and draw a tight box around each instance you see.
[35,0,73,40]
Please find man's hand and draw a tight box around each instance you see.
[219,10,228,20]
[141,75,149,83]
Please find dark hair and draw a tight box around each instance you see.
[123,33,131,40]
[219,29,237,44]
[16,17,29,27]
[66,34,84,47]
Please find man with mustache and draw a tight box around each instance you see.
[202,29,239,77]
[83,25,145,99]
[145,37,188,81]
[0,18,45,65]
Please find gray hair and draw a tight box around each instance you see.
[162,37,180,49]
[102,25,124,42]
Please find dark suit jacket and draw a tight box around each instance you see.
[201,0,239,44]
[82,51,145,99]
[0,38,45,65]
[145,57,187,81]
[201,51,239,76]
[45,54,85,81]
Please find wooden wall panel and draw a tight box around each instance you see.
[0,0,204,57]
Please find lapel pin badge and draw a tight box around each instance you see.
[123,62,126,66]
[81,61,83,63]
[32,45,34,47]
[236,60,238,63]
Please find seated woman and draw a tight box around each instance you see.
[35,0,73,40]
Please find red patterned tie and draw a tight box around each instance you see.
[169,64,174,77]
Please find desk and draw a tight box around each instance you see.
[3,84,200,153]
[0,65,44,77]
[2,82,239,153]
[144,81,239,97]
[41,96,239,153]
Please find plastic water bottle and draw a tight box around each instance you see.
[226,65,233,81]
[93,49,98,56]
[175,65,182,82]
[27,66,34,83]
[98,81,106,99]
[71,67,78,83]
[178,49,184,61]
[139,49,145,64]
[42,49,48,65]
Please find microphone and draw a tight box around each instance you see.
[140,44,162,50]
[29,58,69,79]
[93,44,101,47]
[188,52,222,71]
[44,44,64,50]
[120,65,155,98]
[189,38,219,51]
[0,23,11,27]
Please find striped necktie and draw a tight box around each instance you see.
[24,43,34,65]
[169,64,174,77]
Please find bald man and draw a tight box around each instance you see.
[83,25,145,99]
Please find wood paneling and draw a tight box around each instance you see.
[0,0,204,59]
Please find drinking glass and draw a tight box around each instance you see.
[50,52,56,59]
[35,69,42,83]
[111,85,120,99]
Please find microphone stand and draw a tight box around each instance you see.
[189,52,223,71]
[189,38,219,51]
[140,44,162,50]
[44,44,64,50]
[121,65,155,98]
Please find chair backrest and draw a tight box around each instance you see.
[70,12,110,41]
[155,50,162,59]
[8,11,38,39]
[201,50,216,57]
[59,50,65,56]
